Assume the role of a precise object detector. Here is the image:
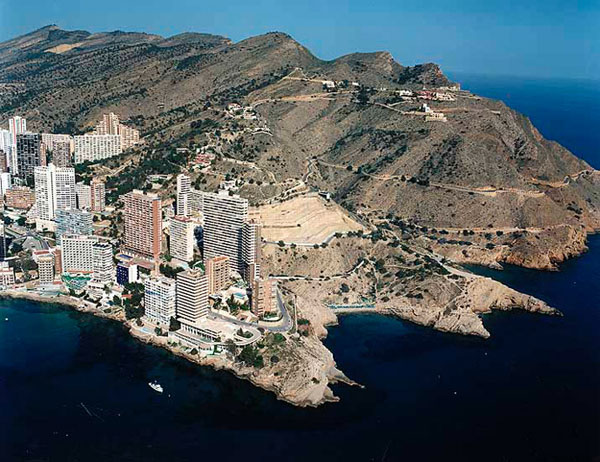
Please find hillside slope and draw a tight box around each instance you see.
[1,26,598,270]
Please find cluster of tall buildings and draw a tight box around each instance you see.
[72,113,141,164]
[0,116,275,322]
[33,163,105,227]
[0,114,140,175]
[93,112,140,151]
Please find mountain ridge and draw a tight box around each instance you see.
[0,25,598,272]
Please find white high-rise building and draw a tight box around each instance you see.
[176,174,191,216]
[170,215,195,262]
[242,219,262,283]
[34,164,76,221]
[0,129,12,172]
[76,182,92,209]
[144,277,176,326]
[61,234,98,274]
[0,172,11,196]
[92,242,114,283]
[8,116,26,174]
[73,134,121,164]
[202,190,248,274]
[176,269,208,322]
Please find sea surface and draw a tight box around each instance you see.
[1,76,599,461]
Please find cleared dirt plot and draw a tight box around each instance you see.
[254,194,364,245]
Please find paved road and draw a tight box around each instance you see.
[210,289,293,334]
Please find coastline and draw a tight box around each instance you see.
[0,289,358,408]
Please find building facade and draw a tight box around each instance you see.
[0,172,11,196]
[34,164,76,221]
[242,219,262,283]
[36,253,55,285]
[116,261,138,286]
[94,113,140,151]
[75,182,92,209]
[176,269,209,323]
[251,278,277,318]
[55,209,93,242]
[201,190,248,274]
[17,133,44,182]
[90,179,106,212]
[8,116,26,174]
[176,174,191,216]
[61,235,98,274]
[0,261,15,287]
[205,255,230,294]
[92,242,114,283]
[123,190,162,260]
[144,276,176,326]
[170,215,195,262]
[5,186,35,209]
[73,134,121,164]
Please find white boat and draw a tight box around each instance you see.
[148,381,163,393]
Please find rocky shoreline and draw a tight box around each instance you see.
[0,261,562,407]
[0,289,357,407]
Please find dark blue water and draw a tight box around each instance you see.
[2,77,599,461]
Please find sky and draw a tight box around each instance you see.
[0,0,598,80]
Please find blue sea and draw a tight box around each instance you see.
[1,76,599,461]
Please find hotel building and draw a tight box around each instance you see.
[90,179,106,212]
[123,190,162,260]
[92,242,114,283]
[73,134,121,164]
[201,190,248,274]
[205,255,230,294]
[75,182,92,209]
[0,261,15,287]
[144,276,176,326]
[35,252,55,285]
[116,261,138,286]
[34,164,76,221]
[17,133,45,181]
[242,219,262,283]
[251,278,277,318]
[5,186,35,209]
[55,209,93,242]
[0,172,11,196]
[176,174,191,216]
[7,116,26,173]
[169,215,195,262]
[94,113,140,151]
[176,269,209,322]
[61,235,98,274]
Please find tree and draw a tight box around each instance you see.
[224,339,236,355]
[169,317,181,332]
[238,345,264,368]
[112,295,121,306]
[357,86,370,105]
[16,217,26,226]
